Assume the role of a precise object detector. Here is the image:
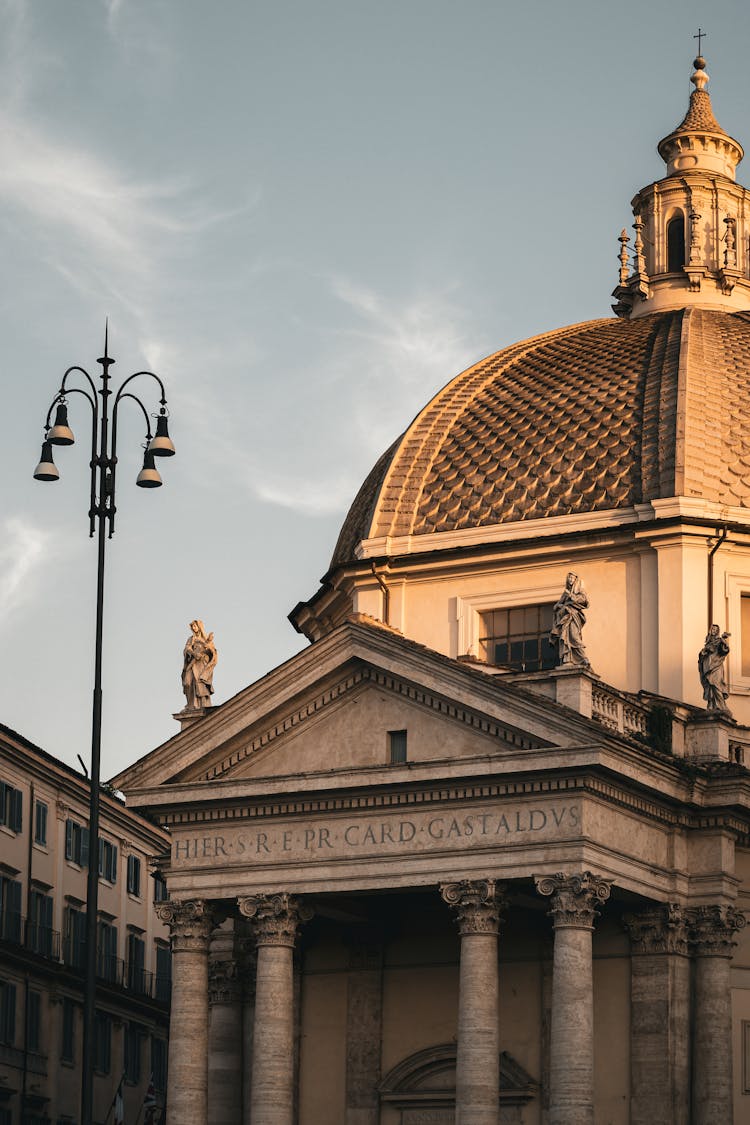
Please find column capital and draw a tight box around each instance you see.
[687,904,746,957]
[440,878,506,935]
[208,957,242,1005]
[623,903,688,955]
[238,892,313,947]
[535,871,612,929]
[155,898,216,952]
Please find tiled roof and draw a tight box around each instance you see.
[331,309,750,566]
[674,89,724,134]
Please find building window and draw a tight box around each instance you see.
[388,730,407,764]
[152,1035,168,1093]
[97,921,119,983]
[27,989,41,1052]
[65,818,90,867]
[0,875,22,943]
[667,213,685,271]
[34,801,48,846]
[155,944,172,1004]
[28,889,54,956]
[479,604,556,671]
[0,980,16,1045]
[127,855,141,897]
[0,781,23,833]
[98,839,118,883]
[124,1022,144,1084]
[94,1010,112,1074]
[64,905,86,970]
[61,997,75,1062]
[153,873,168,903]
[126,933,146,994]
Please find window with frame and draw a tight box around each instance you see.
[0,781,22,833]
[127,854,141,897]
[0,979,16,1045]
[61,997,75,1062]
[667,212,686,271]
[124,1022,144,1084]
[0,875,22,944]
[34,800,48,846]
[152,1035,168,1093]
[98,839,118,883]
[478,604,556,671]
[65,818,89,867]
[64,905,86,970]
[153,873,168,903]
[94,1010,112,1074]
[388,730,407,764]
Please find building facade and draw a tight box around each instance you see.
[0,723,171,1125]
[114,56,750,1124]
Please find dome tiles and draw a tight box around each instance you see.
[331,307,750,567]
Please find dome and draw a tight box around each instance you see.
[332,307,750,567]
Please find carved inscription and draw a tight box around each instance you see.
[170,801,580,867]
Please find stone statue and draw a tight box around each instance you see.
[181,619,217,712]
[698,625,731,714]
[550,572,589,667]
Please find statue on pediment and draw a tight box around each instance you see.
[698,624,731,714]
[550,572,589,667]
[181,619,217,712]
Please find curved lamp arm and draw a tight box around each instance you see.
[109,391,154,538]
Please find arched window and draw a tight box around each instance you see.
[667,214,685,271]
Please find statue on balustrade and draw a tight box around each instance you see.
[698,624,732,714]
[181,619,218,711]
[550,572,589,667]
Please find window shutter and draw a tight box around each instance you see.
[0,782,6,827]
[10,788,22,833]
[65,819,74,860]
[8,881,22,942]
[80,827,90,868]
[110,845,118,883]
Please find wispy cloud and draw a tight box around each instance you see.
[0,518,49,618]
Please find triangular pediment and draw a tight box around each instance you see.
[111,619,606,797]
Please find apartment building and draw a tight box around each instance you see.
[0,722,171,1125]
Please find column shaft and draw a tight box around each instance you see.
[441,878,504,1125]
[208,955,243,1125]
[535,871,611,1125]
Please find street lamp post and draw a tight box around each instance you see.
[33,325,175,1125]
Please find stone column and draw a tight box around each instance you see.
[238,936,257,1125]
[208,944,243,1125]
[623,904,690,1125]
[238,893,312,1125]
[344,934,383,1125]
[688,904,746,1125]
[156,900,216,1125]
[535,872,611,1125]
[440,879,505,1125]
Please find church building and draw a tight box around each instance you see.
[113,53,750,1125]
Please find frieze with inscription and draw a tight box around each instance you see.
[169,800,580,868]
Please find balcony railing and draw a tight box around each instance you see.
[126,962,153,996]
[0,913,61,961]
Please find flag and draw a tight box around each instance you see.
[143,1074,157,1125]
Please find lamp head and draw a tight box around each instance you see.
[48,402,75,446]
[148,412,175,457]
[33,439,60,482]
[136,447,162,488]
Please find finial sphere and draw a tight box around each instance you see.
[694,55,706,70]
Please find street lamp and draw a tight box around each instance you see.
[34,325,175,1125]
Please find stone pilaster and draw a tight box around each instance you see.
[623,904,690,1125]
[156,899,216,1125]
[535,872,611,1125]
[687,904,746,1125]
[441,878,506,1125]
[208,951,243,1125]
[238,893,312,1125]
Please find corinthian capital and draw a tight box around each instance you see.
[623,904,688,955]
[155,899,216,953]
[535,871,612,929]
[440,878,506,935]
[208,958,242,1005]
[238,892,313,948]
[687,904,746,957]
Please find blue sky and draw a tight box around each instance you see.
[2,0,749,777]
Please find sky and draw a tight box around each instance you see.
[2,0,750,781]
